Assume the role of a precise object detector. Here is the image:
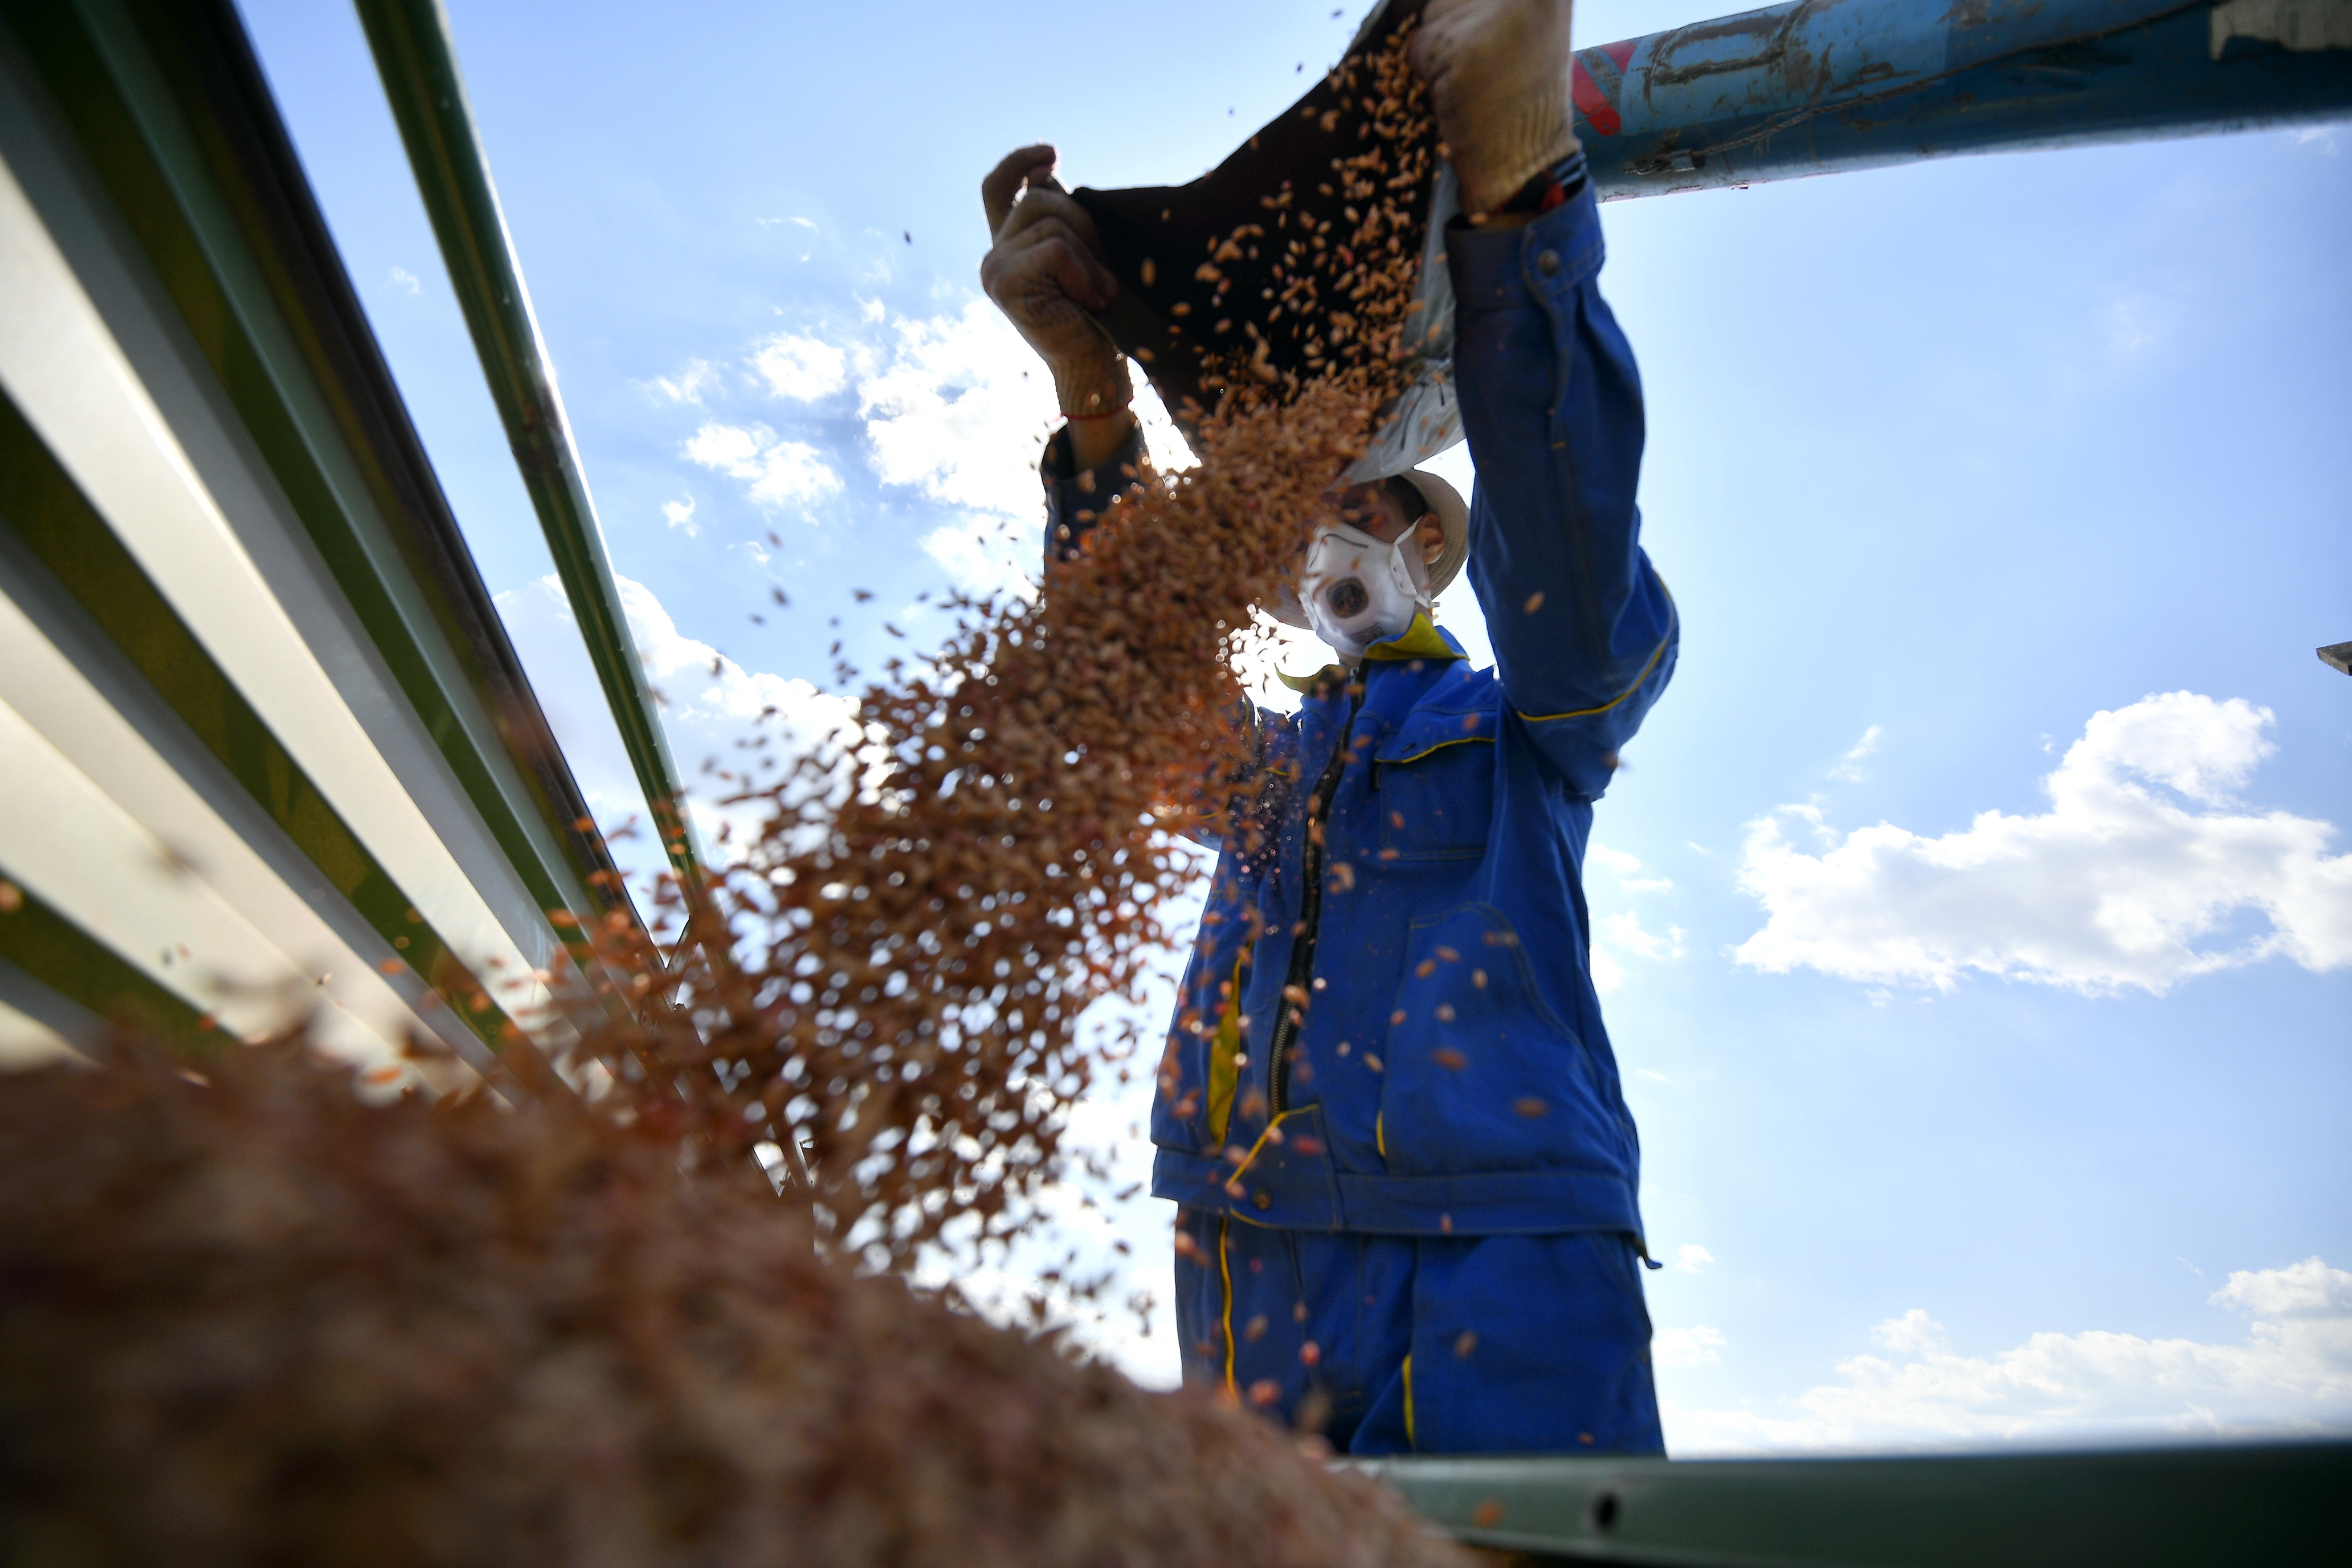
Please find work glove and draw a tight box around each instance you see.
[1409,0,1581,216]
[979,144,1133,419]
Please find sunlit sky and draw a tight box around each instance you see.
[240,0,2351,1452]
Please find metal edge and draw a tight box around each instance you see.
[353,0,708,885]
[1360,1441,2352,1566]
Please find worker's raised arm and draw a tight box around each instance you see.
[974,142,1148,566]
[1446,182,1675,799]
[1415,0,1676,799]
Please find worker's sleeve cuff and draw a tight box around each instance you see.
[1042,421,1150,569]
[1444,179,1606,313]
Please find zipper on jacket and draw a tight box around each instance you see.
[1268,681,1362,1116]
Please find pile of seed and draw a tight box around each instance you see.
[0,1039,1466,1566]
[560,18,1442,1286]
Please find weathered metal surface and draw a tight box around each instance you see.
[1365,1440,2351,1566]
[1571,0,2352,199]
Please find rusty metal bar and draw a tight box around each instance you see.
[1571,0,2352,200]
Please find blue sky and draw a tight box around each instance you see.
[239,0,2351,1451]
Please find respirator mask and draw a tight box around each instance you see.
[1282,520,1433,660]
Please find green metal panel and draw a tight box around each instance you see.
[1363,1441,2351,1565]
[0,387,530,1061]
[0,0,642,957]
[0,877,218,1057]
[354,0,707,885]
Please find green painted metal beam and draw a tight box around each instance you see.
[0,877,218,1057]
[0,0,644,957]
[0,387,529,1065]
[354,0,707,885]
[1363,1440,2350,1565]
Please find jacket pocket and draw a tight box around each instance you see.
[1375,903,1620,1176]
[1371,709,1496,863]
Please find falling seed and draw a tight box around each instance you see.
[1524,590,1545,614]
[1514,1096,1549,1117]
[1455,1330,1480,1359]
[1472,969,1487,989]
[1432,1047,1467,1069]
[1141,258,1157,285]
[1472,1498,1504,1528]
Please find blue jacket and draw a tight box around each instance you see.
[1044,186,1675,1246]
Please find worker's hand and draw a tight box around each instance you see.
[1409,0,1579,216]
[979,145,1133,421]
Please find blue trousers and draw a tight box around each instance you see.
[1171,1207,1664,1455]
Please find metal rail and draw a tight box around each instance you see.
[353,0,705,886]
[1365,1440,2350,1565]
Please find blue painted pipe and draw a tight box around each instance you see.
[1569,0,2352,199]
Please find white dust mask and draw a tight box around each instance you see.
[1295,520,1430,659]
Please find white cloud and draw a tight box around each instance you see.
[1589,842,1672,892]
[1668,1258,2352,1454]
[1828,723,1882,782]
[648,358,721,406]
[618,574,852,735]
[613,575,865,856]
[1602,910,1685,961]
[858,299,1059,520]
[661,495,699,538]
[389,266,420,295]
[1734,692,2352,995]
[852,303,1200,602]
[920,513,1041,606]
[1673,1244,1716,1275]
[750,332,849,402]
[1656,1325,1727,1369]
[683,421,842,510]
[1591,909,1687,991]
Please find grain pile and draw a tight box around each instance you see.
[0,18,1466,1563]
[0,1038,1465,1567]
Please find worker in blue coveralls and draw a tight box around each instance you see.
[980,0,1675,1456]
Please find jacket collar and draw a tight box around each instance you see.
[1277,611,1466,692]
